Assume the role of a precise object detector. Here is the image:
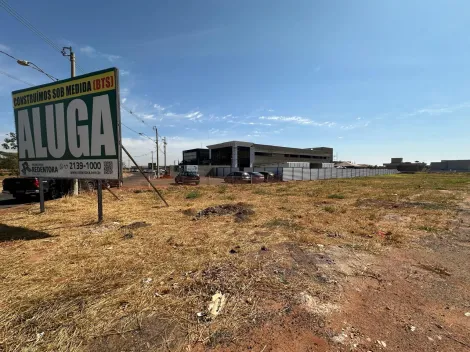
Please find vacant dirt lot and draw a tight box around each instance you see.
[0,173,469,351]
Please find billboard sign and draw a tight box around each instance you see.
[12,68,121,180]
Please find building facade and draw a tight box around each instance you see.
[206,141,333,168]
[182,148,210,165]
[383,157,426,172]
[430,160,470,171]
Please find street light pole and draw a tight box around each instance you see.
[62,47,78,195]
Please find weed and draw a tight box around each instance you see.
[417,225,439,232]
[252,188,268,195]
[186,190,201,199]
[0,172,466,350]
[328,193,345,199]
[217,185,227,194]
[323,206,335,213]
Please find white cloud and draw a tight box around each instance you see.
[338,136,343,139]
[153,103,165,111]
[121,98,127,103]
[121,88,130,97]
[105,54,121,62]
[80,45,121,63]
[0,44,11,52]
[185,111,203,120]
[120,70,130,76]
[163,111,203,120]
[228,121,272,126]
[259,115,336,127]
[402,102,470,119]
[141,114,155,120]
[80,46,96,55]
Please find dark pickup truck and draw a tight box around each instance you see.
[2,177,70,200]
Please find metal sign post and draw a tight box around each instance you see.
[97,180,103,222]
[38,178,45,213]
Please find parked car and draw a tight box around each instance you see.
[175,171,200,185]
[2,177,68,200]
[258,171,275,182]
[224,171,251,184]
[247,172,265,183]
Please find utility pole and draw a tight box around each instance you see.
[163,137,167,175]
[153,126,159,178]
[151,151,154,171]
[62,46,77,195]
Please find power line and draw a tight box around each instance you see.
[133,151,153,158]
[0,50,58,81]
[0,0,86,74]
[121,122,158,145]
[121,105,153,129]
[0,0,63,53]
[121,122,142,136]
[0,70,34,86]
[0,50,16,61]
[120,106,165,145]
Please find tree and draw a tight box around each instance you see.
[0,151,18,173]
[2,132,17,150]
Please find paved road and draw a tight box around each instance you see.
[0,193,36,210]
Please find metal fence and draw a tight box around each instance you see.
[211,167,240,177]
[282,168,398,181]
[210,166,398,180]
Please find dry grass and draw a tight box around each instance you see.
[0,173,469,351]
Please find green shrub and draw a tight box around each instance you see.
[186,190,201,199]
[328,193,345,199]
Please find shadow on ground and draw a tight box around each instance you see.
[0,197,36,209]
[0,223,52,242]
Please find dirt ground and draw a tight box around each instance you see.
[220,200,470,352]
[0,173,469,351]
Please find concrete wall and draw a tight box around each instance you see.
[282,168,398,181]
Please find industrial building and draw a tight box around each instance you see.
[383,158,405,169]
[182,148,210,165]
[204,141,333,168]
[383,158,426,172]
[430,160,470,172]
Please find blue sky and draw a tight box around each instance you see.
[1,0,469,165]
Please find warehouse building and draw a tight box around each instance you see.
[430,159,470,172]
[205,141,333,168]
[383,158,426,172]
[182,148,210,165]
